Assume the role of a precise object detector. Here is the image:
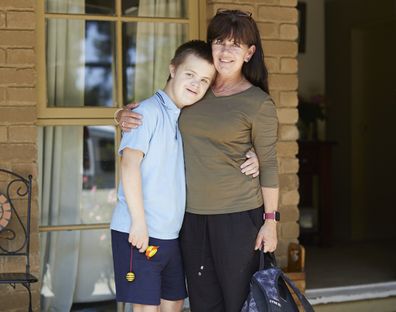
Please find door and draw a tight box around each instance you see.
[351,20,396,240]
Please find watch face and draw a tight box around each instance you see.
[0,193,12,231]
[275,211,280,221]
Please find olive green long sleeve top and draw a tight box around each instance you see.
[179,86,279,215]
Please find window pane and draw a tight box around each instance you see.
[122,0,188,18]
[123,22,188,102]
[40,230,115,308]
[45,0,115,15]
[38,126,116,226]
[46,19,116,107]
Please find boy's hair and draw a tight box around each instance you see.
[167,40,213,81]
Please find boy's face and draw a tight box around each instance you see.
[167,54,216,108]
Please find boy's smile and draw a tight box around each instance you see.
[165,54,216,108]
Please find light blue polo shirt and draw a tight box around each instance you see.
[110,90,186,239]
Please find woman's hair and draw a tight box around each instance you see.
[207,10,269,94]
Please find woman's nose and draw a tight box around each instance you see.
[220,44,234,53]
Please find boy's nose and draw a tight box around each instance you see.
[191,79,199,87]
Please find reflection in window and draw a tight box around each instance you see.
[39,125,116,227]
[46,19,115,107]
[83,126,115,189]
[84,22,115,106]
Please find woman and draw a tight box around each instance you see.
[118,9,279,312]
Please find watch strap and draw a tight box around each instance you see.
[263,211,280,221]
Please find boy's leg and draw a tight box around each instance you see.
[132,304,159,312]
[159,238,187,311]
[111,231,163,306]
[159,299,184,312]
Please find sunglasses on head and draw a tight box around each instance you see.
[216,8,252,18]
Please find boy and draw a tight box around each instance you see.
[110,40,216,312]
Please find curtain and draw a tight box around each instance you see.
[134,0,184,100]
[46,0,86,107]
[40,0,85,310]
[39,127,83,311]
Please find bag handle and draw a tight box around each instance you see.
[260,251,314,312]
[281,272,314,312]
[259,250,277,270]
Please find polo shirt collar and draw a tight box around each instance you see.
[155,90,180,113]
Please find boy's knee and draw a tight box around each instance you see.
[160,299,184,312]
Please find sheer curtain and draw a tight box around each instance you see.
[134,0,184,100]
[40,0,85,311]
[39,127,83,311]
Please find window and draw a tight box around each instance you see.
[37,1,201,309]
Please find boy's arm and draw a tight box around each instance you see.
[121,148,148,253]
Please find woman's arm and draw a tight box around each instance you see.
[255,187,279,252]
[115,103,143,131]
[251,99,280,252]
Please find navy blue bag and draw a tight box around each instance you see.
[241,252,314,312]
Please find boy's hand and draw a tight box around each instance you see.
[118,102,143,132]
[240,150,260,177]
[129,221,149,253]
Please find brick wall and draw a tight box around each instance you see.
[207,0,299,267]
[0,0,299,310]
[0,0,39,311]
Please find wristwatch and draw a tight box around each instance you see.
[263,211,280,222]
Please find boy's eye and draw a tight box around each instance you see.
[185,72,193,77]
[201,79,209,85]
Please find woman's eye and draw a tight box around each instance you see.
[185,73,193,77]
[214,39,222,45]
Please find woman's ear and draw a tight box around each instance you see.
[169,64,176,78]
[247,45,256,59]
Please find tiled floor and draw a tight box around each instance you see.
[305,239,396,289]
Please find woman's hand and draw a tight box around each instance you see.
[117,102,143,132]
[129,221,149,253]
[240,149,260,177]
[255,221,277,252]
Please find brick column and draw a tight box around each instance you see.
[207,0,299,267]
[0,0,39,311]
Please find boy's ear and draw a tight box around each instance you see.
[169,64,176,78]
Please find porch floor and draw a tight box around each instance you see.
[305,239,396,289]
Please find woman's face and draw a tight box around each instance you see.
[211,38,256,78]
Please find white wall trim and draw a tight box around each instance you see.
[306,281,396,305]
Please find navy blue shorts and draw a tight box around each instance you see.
[111,230,187,305]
